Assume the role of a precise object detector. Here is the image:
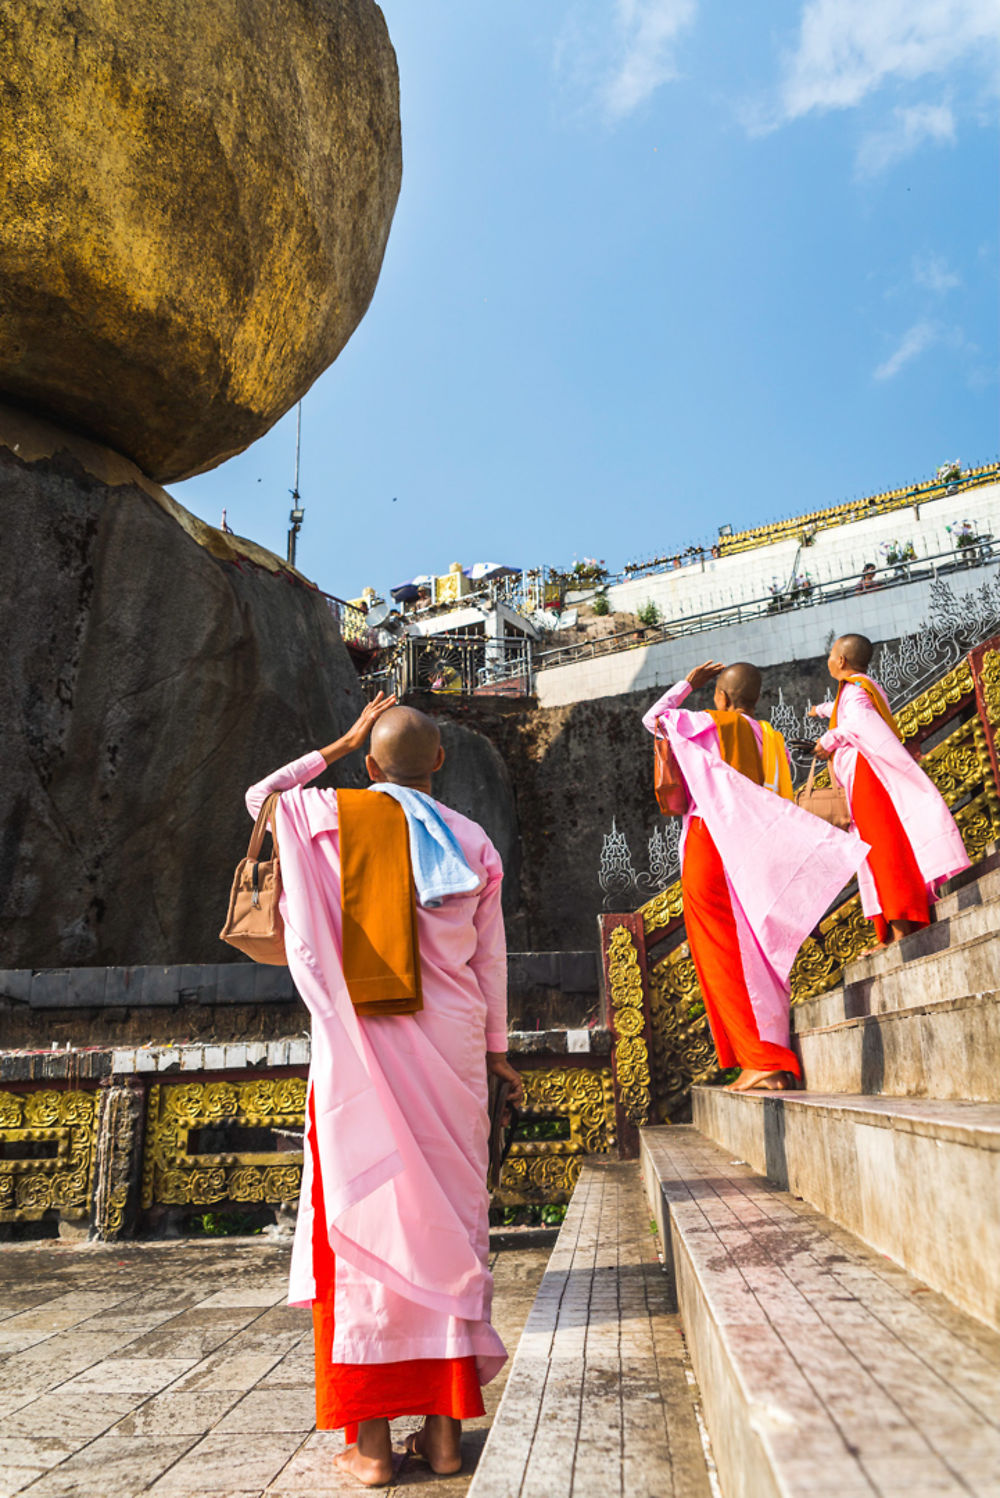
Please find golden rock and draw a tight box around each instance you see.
[0,0,402,480]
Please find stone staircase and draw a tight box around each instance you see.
[641,850,1000,1497]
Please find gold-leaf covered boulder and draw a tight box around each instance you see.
[0,0,401,481]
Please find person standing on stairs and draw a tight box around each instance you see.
[810,633,970,946]
[245,696,522,1489]
[643,661,869,1093]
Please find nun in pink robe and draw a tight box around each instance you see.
[814,678,969,934]
[643,681,869,1065]
[246,751,509,1431]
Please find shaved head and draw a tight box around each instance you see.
[716,662,761,711]
[369,706,442,784]
[834,634,873,670]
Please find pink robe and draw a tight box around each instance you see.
[246,752,508,1383]
[644,683,869,1046]
[815,681,970,917]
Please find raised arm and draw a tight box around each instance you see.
[641,660,724,735]
[245,691,398,817]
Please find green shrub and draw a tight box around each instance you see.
[637,600,661,628]
[592,593,610,616]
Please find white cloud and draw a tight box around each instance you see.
[556,0,698,121]
[913,253,961,293]
[873,321,938,379]
[855,101,956,176]
[780,0,1000,120]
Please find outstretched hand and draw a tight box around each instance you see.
[685,660,724,692]
[340,691,398,753]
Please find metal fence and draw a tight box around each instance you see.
[360,632,534,700]
[497,540,998,681]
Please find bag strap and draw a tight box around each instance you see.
[803,756,818,794]
[805,750,841,791]
[247,792,281,862]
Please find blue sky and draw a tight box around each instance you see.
[174,0,999,600]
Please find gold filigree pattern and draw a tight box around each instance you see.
[496,1066,614,1206]
[953,791,996,864]
[607,926,652,1126]
[141,1078,307,1210]
[640,880,684,936]
[646,942,718,1118]
[918,718,985,807]
[896,660,974,741]
[981,648,1000,728]
[0,1090,99,1223]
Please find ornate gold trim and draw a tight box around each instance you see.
[640,880,683,937]
[496,1065,614,1206]
[0,1090,99,1223]
[141,1078,306,1210]
[607,926,652,1127]
[896,659,974,741]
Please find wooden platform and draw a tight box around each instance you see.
[642,1124,1000,1498]
[468,1159,712,1498]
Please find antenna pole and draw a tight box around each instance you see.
[287,400,305,568]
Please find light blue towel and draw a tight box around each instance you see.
[370,784,481,907]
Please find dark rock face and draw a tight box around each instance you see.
[0,415,367,968]
[432,722,522,920]
[0,0,401,481]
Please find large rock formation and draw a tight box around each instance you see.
[0,0,401,481]
[0,406,368,968]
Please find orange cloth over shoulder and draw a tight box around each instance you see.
[706,710,764,783]
[830,674,903,742]
[337,789,422,1016]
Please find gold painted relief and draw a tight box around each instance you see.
[140,1078,306,1210]
[0,1090,99,1222]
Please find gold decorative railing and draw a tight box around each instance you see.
[718,462,999,559]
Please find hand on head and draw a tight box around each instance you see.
[685,660,724,692]
[341,691,398,754]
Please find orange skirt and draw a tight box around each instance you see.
[682,817,800,1078]
[309,1095,484,1441]
[850,755,930,944]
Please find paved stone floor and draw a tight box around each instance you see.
[0,1237,548,1498]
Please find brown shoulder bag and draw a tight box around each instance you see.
[794,755,852,831]
[654,733,689,817]
[219,792,287,965]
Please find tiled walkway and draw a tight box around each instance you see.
[0,1237,547,1497]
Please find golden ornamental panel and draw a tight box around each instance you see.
[896,660,974,741]
[0,1090,99,1223]
[953,791,997,865]
[141,1078,306,1210]
[647,942,718,1118]
[915,717,983,808]
[607,925,652,1127]
[640,879,684,937]
[496,1065,614,1207]
[981,648,1000,728]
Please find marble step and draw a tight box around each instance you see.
[641,1124,1000,1498]
[793,988,1000,1101]
[467,1159,712,1498]
[690,1086,1000,1331]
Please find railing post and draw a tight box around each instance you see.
[598,912,654,1160]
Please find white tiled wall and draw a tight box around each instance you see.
[607,482,1000,623]
[536,557,1000,708]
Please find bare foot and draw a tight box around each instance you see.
[889,919,922,942]
[726,1069,792,1093]
[405,1415,463,1475]
[333,1445,392,1488]
[334,1421,393,1489]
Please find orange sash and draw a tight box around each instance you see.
[830,674,903,742]
[707,711,764,784]
[337,790,423,1016]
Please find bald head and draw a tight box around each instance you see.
[369,706,443,785]
[716,662,761,712]
[834,634,873,671]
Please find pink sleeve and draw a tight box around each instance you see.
[470,846,508,1051]
[641,679,692,735]
[245,749,328,818]
[813,700,834,719]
